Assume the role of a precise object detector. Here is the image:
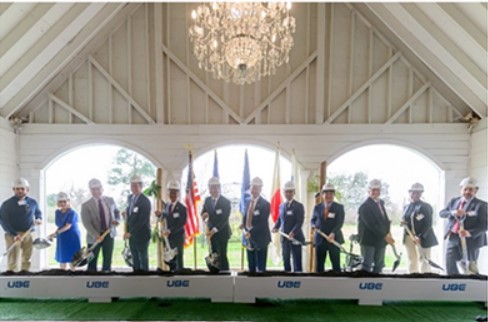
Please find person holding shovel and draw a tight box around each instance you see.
[311,183,345,273]
[0,178,42,272]
[47,192,81,271]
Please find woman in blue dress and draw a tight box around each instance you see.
[48,192,81,270]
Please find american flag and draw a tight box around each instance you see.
[184,150,201,247]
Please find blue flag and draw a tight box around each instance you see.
[239,149,251,216]
[213,150,219,178]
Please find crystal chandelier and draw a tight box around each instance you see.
[189,2,296,85]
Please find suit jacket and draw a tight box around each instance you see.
[273,199,305,242]
[439,196,488,248]
[81,196,120,244]
[126,193,151,243]
[402,200,438,248]
[357,197,391,247]
[311,201,345,245]
[163,201,187,246]
[242,196,271,249]
[201,195,231,240]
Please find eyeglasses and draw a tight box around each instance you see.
[58,201,68,204]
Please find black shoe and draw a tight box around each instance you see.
[475,315,487,322]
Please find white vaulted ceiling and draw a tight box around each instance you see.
[0,2,487,120]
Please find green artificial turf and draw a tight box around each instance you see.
[0,298,483,322]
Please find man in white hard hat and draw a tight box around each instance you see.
[240,177,271,273]
[80,178,120,272]
[155,180,187,272]
[440,177,487,275]
[201,177,231,271]
[272,181,305,272]
[402,183,438,273]
[123,175,152,271]
[357,179,394,273]
[311,183,345,272]
[0,178,42,272]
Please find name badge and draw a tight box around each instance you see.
[286,210,293,216]
[328,213,336,218]
[467,211,477,217]
[173,212,180,218]
[216,209,222,215]
[133,207,139,213]
[415,214,424,221]
[254,210,260,215]
[18,200,26,206]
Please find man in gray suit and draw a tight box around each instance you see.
[81,178,120,272]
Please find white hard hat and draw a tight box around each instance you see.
[409,182,424,192]
[459,177,477,189]
[368,179,382,190]
[283,181,295,191]
[167,180,180,191]
[208,177,220,186]
[88,178,102,189]
[130,175,143,184]
[56,192,70,202]
[321,183,335,192]
[13,177,29,189]
[251,177,263,187]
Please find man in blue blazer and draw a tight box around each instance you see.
[202,177,232,271]
[241,177,271,273]
[123,175,152,271]
[357,179,394,273]
[311,183,345,272]
[440,177,487,275]
[156,180,187,272]
[272,181,305,272]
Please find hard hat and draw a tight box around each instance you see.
[167,180,181,191]
[321,183,335,192]
[368,179,382,190]
[251,177,263,187]
[12,178,29,189]
[56,192,70,202]
[283,181,295,191]
[409,182,424,192]
[130,175,143,184]
[459,177,477,189]
[208,177,220,186]
[88,178,102,189]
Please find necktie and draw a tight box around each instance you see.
[323,204,329,220]
[213,198,217,210]
[376,200,386,219]
[246,199,255,230]
[452,200,466,234]
[99,199,107,232]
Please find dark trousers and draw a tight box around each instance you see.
[129,238,149,271]
[315,241,340,272]
[247,248,267,273]
[87,236,114,272]
[211,234,229,271]
[282,240,302,272]
[446,235,480,275]
[360,244,386,273]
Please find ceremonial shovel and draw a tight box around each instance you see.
[278,231,312,246]
[401,223,444,271]
[315,229,362,262]
[0,228,33,263]
[389,243,402,272]
[204,221,220,273]
[160,218,178,265]
[71,228,111,267]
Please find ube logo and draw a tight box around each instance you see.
[277,281,301,289]
[86,281,110,288]
[442,283,466,292]
[167,280,190,288]
[359,282,383,290]
[7,280,30,288]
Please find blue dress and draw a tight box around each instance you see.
[54,208,82,263]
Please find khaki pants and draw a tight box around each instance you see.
[404,236,431,273]
[5,232,33,272]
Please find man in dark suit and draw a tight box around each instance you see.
[272,181,305,272]
[156,180,187,272]
[123,175,152,271]
[201,177,231,271]
[357,179,394,273]
[241,177,271,273]
[80,178,120,272]
[311,183,345,272]
[402,182,438,273]
[440,177,487,275]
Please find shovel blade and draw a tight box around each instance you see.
[392,258,401,272]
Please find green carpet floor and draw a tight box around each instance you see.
[0,298,484,322]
